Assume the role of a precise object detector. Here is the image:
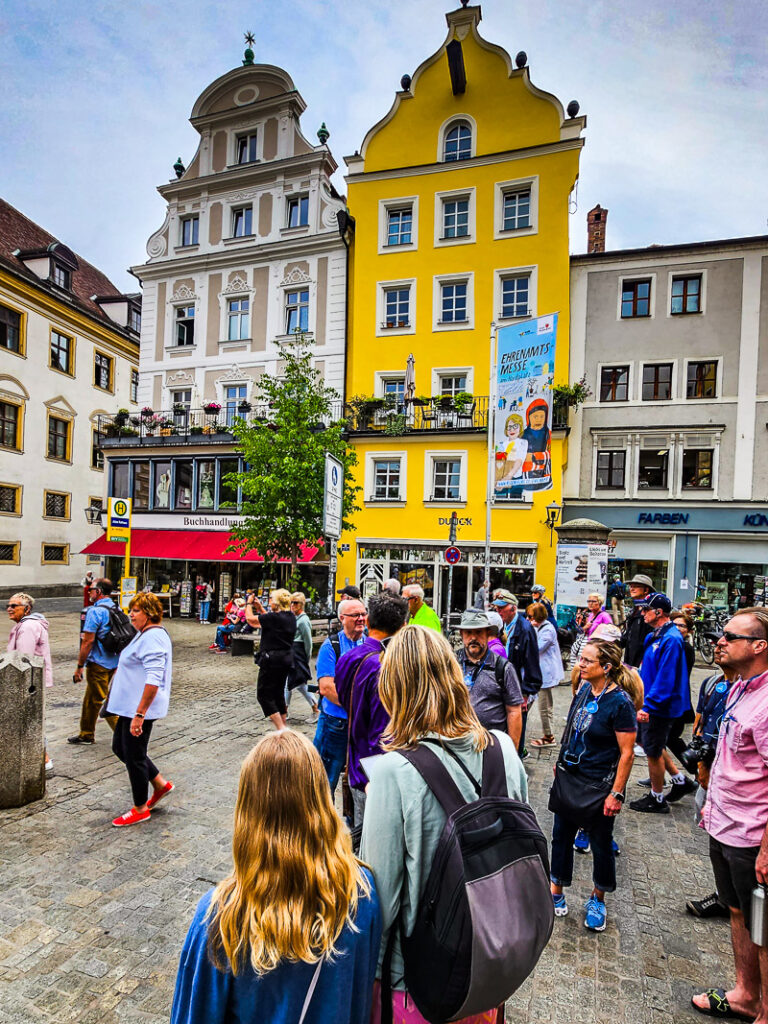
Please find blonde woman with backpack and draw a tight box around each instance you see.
[361,625,549,1024]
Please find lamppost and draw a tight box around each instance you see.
[83,504,104,527]
[544,501,563,547]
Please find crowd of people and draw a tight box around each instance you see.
[5,570,768,1024]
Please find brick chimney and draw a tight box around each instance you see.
[587,204,608,253]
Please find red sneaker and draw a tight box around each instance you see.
[112,807,151,827]
[147,781,174,810]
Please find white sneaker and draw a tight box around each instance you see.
[45,760,54,773]
[634,744,647,758]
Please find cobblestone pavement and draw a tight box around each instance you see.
[0,613,732,1023]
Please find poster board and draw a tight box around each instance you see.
[119,576,138,612]
[180,580,193,617]
[554,542,608,627]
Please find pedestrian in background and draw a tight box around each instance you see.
[620,574,654,667]
[527,602,562,748]
[286,591,318,716]
[209,597,246,652]
[585,595,612,637]
[80,570,95,609]
[197,580,215,624]
[107,593,173,827]
[69,578,119,745]
[403,584,442,632]
[607,576,626,625]
[456,609,523,748]
[245,589,296,731]
[474,577,490,611]
[382,578,401,596]
[171,730,381,1024]
[6,592,54,772]
[531,584,557,627]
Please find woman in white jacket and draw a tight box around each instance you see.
[527,602,563,747]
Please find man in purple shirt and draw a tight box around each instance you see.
[336,591,408,827]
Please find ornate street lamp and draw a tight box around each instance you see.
[544,501,563,546]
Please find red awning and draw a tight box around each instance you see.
[81,530,319,564]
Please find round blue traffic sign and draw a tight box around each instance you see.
[445,546,461,564]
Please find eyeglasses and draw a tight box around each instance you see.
[719,630,765,644]
[6,603,22,609]
[578,656,599,665]
[342,612,366,619]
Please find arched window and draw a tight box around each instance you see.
[443,120,472,161]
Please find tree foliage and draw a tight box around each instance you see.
[225,336,359,571]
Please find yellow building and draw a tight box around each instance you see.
[336,3,585,615]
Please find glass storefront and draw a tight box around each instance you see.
[608,557,669,595]
[698,562,768,611]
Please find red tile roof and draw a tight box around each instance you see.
[0,198,137,330]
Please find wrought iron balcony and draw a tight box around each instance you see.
[340,396,491,435]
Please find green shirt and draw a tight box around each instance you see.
[409,602,442,632]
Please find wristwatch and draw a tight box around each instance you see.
[610,790,625,803]
[135,712,145,719]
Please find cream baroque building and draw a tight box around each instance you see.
[132,57,348,413]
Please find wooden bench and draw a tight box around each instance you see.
[229,618,338,658]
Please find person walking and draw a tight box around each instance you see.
[80,570,95,609]
[474,578,490,611]
[245,589,296,731]
[456,609,523,747]
[360,624,528,1024]
[286,591,318,716]
[402,584,441,632]
[629,593,696,813]
[585,595,613,637]
[69,578,119,745]
[620,574,654,667]
[335,592,408,827]
[197,580,215,624]
[106,593,173,827]
[6,592,54,772]
[549,639,640,931]
[531,584,557,628]
[607,576,626,625]
[171,730,382,1024]
[313,599,367,794]
[493,589,542,754]
[692,608,768,1024]
[527,602,562,748]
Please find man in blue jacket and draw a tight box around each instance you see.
[630,593,696,813]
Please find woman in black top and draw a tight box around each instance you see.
[245,588,296,730]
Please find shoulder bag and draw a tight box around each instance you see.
[547,684,614,824]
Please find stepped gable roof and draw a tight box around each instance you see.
[0,197,126,323]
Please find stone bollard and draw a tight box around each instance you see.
[0,651,45,808]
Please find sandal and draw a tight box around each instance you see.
[691,989,757,1021]
[530,736,556,748]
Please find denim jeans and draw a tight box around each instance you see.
[550,810,617,893]
[199,600,211,623]
[313,709,348,796]
[214,623,235,649]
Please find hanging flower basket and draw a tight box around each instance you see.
[203,402,222,414]
[141,406,154,418]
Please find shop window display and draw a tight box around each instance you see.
[198,461,215,508]
[698,563,768,612]
[133,462,150,510]
[154,461,172,509]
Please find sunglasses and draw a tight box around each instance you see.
[719,630,765,644]
[6,603,22,609]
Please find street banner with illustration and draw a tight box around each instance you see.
[493,314,558,497]
[554,542,609,627]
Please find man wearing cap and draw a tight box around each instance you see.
[402,584,442,632]
[457,609,523,746]
[630,593,696,813]
[493,589,542,753]
[621,574,655,667]
[531,583,557,627]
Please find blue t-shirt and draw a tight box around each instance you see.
[316,633,365,718]
[561,682,637,782]
[696,673,732,744]
[83,598,119,670]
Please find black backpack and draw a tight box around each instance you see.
[99,605,137,656]
[382,736,553,1023]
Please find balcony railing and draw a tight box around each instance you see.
[341,397,491,435]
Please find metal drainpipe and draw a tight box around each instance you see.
[336,209,354,403]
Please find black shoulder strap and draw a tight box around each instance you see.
[397,743,469,816]
[480,734,508,798]
[330,635,341,660]
[494,654,508,688]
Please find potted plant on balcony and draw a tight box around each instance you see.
[453,391,474,414]
[190,425,204,435]
[435,393,455,410]
[173,402,188,414]
[140,406,153,418]
[237,400,252,414]
[203,401,222,415]
[114,408,129,426]
[159,417,175,436]
[550,376,592,428]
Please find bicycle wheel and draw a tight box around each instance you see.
[697,633,715,665]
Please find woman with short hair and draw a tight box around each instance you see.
[245,588,296,730]
[107,592,173,827]
[361,625,530,1024]
[585,594,613,637]
[286,591,318,715]
[171,730,381,1024]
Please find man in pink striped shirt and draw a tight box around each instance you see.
[693,608,768,1024]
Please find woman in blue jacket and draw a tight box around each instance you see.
[171,730,382,1024]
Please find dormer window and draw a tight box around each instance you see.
[51,263,71,289]
[129,306,141,333]
[443,120,472,161]
[237,133,258,164]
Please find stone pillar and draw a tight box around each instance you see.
[0,652,45,808]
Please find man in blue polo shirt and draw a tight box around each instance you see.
[69,578,119,744]
[313,598,367,794]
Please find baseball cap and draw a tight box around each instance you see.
[492,589,518,607]
[531,583,545,594]
[592,623,622,642]
[628,574,654,589]
[337,585,361,600]
[640,592,672,614]
[459,609,491,630]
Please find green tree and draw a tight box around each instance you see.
[225,335,359,576]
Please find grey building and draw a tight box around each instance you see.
[566,221,768,612]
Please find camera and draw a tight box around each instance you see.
[680,735,716,773]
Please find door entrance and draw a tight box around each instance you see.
[438,564,469,618]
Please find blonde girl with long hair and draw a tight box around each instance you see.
[360,624,528,1024]
[171,730,381,1024]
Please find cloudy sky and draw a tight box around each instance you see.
[2,0,766,291]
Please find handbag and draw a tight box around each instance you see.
[547,683,613,823]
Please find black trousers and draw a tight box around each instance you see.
[112,716,159,806]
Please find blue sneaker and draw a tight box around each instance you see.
[612,838,620,856]
[573,829,590,853]
[552,892,568,917]
[584,895,607,932]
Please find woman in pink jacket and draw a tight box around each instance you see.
[7,592,54,772]
[585,594,613,637]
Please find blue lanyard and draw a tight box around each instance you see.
[563,683,613,765]
[723,676,755,729]
[464,655,488,691]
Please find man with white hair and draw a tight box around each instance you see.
[402,584,441,632]
[382,578,401,596]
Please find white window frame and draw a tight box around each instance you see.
[430,366,474,396]
[494,176,538,240]
[682,356,721,401]
[231,205,254,239]
[437,115,477,163]
[596,361,633,404]
[667,268,707,318]
[375,279,416,337]
[434,187,476,248]
[378,196,419,254]
[364,450,407,505]
[284,285,311,336]
[638,360,677,403]
[232,129,262,166]
[432,273,474,332]
[617,273,657,321]
[494,266,537,323]
[285,194,310,230]
[179,215,200,248]
[423,449,468,505]
[173,304,196,348]
[226,296,251,341]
